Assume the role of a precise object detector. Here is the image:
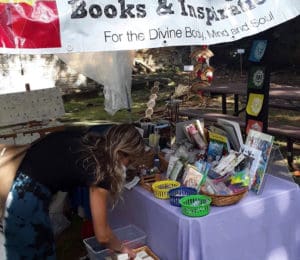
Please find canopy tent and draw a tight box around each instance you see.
[0,0,299,114]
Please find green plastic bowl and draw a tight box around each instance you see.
[179,195,212,217]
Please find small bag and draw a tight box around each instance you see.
[0,144,31,219]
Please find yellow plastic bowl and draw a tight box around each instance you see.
[152,180,181,199]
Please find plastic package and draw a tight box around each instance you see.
[83,225,146,260]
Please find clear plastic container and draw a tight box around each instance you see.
[83,224,147,260]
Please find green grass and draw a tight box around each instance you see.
[62,96,142,125]
[60,85,175,126]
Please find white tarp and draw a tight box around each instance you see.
[57,51,134,115]
[0,0,299,54]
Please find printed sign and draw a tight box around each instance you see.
[247,66,266,90]
[249,40,268,62]
[0,0,299,54]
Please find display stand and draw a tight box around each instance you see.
[267,145,295,183]
[245,39,271,134]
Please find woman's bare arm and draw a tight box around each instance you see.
[89,186,136,258]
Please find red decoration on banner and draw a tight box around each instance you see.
[0,0,61,48]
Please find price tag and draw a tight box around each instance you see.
[184,65,194,72]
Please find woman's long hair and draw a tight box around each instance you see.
[81,124,145,202]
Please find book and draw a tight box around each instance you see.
[244,129,274,194]
[212,151,246,177]
[182,124,194,144]
[208,124,229,140]
[185,123,206,150]
[166,155,179,179]
[182,165,205,192]
[213,122,238,151]
[217,118,244,152]
[169,160,184,181]
[175,120,195,144]
[209,124,237,151]
[242,144,262,187]
[207,131,230,162]
[175,119,207,148]
[194,119,207,144]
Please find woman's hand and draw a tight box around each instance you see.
[89,187,136,259]
[120,245,136,259]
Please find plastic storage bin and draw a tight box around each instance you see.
[83,224,146,260]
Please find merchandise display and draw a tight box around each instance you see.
[134,117,276,213]
[76,117,280,259]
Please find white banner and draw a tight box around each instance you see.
[0,0,299,54]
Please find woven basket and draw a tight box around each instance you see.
[157,153,169,173]
[132,149,168,173]
[200,187,248,206]
[140,173,161,192]
[152,180,180,199]
[132,149,155,169]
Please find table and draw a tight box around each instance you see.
[109,175,300,260]
[0,121,64,136]
[198,83,300,115]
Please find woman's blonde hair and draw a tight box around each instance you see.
[82,124,145,202]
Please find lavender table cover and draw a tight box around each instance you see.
[109,174,300,260]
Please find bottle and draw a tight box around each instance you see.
[188,124,207,150]
[153,154,160,171]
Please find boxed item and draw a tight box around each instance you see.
[83,224,147,260]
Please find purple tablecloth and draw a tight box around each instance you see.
[109,174,300,260]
